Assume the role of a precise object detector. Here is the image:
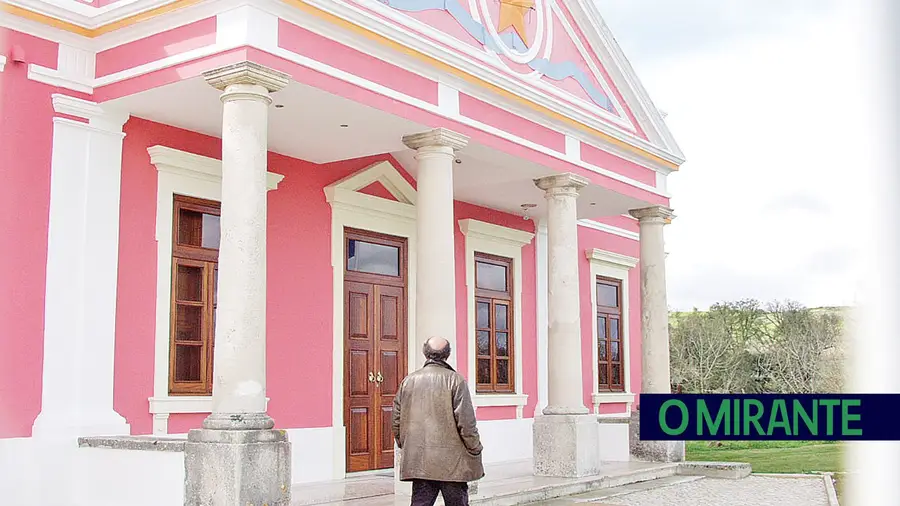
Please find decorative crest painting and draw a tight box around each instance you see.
[371,0,626,120]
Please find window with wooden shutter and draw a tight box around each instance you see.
[168,195,220,395]
[596,277,624,392]
[474,253,514,394]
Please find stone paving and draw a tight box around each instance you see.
[538,475,830,506]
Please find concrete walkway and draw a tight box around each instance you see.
[537,475,831,506]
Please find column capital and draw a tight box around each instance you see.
[533,173,590,196]
[629,205,675,224]
[402,128,469,152]
[202,61,290,94]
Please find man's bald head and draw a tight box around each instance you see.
[423,337,451,361]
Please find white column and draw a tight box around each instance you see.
[534,173,590,415]
[31,95,130,439]
[629,206,674,395]
[201,62,289,430]
[401,128,468,368]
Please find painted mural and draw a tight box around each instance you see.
[374,0,619,115]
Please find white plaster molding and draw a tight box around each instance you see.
[4,0,684,170]
[437,82,460,117]
[148,145,285,190]
[267,43,669,199]
[655,171,668,192]
[564,135,580,162]
[586,248,639,270]
[591,392,635,407]
[577,219,640,241]
[28,44,95,94]
[148,145,283,434]
[585,247,637,415]
[323,160,418,480]
[215,5,279,53]
[148,395,271,433]
[570,0,684,160]
[535,219,548,414]
[32,102,130,439]
[458,219,533,417]
[324,159,416,205]
[7,1,677,194]
[473,393,529,419]
[51,94,128,132]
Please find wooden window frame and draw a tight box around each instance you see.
[474,252,515,394]
[596,276,625,393]
[168,195,220,396]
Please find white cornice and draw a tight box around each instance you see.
[458,219,535,248]
[3,0,186,28]
[578,219,640,241]
[585,248,638,269]
[572,0,685,161]
[148,145,285,190]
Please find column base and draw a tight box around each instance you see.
[532,414,600,478]
[202,412,275,430]
[184,428,291,506]
[629,409,685,462]
[32,410,131,439]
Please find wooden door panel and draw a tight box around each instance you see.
[345,281,376,473]
[375,285,405,469]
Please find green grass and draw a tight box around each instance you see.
[686,441,847,504]
[685,440,846,474]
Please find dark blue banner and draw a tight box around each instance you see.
[638,394,899,441]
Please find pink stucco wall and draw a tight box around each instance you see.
[0,29,95,439]
[114,117,542,434]
[577,227,642,413]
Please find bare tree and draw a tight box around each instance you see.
[668,300,846,394]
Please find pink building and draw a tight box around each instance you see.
[0,0,684,503]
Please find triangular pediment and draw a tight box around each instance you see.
[358,0,682,161]
[324,160,417,205]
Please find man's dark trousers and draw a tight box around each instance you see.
[410,479,469,506]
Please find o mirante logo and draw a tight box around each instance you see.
[638,394,893,441]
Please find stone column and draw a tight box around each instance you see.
[401,128,469,368]
[394,128,467,497]
[532,173,600,478]
[627,205,684,462]
[183,62,292,506]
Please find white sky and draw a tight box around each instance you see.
[597,0,871,311]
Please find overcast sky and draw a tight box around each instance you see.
[597,1,870,311]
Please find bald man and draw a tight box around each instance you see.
[392,337,484,506]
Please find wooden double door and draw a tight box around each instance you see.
[343,228,408,473]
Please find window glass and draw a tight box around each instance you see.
[475,261,507,292]
[347,240,400,276]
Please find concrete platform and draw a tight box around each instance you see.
[290,460,678,505]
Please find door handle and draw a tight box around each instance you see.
[368,372,376,383]
[376,372,384,385]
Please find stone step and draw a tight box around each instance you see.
[458,464,680,506]
[526,475,705,505]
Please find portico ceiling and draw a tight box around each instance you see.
[107,76,647,221]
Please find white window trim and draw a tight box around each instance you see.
[323,160,418,480]
[586,248,637,416]
[459,219,534,419]
[148,145,283,435]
